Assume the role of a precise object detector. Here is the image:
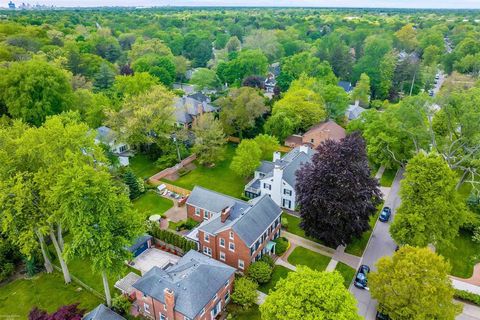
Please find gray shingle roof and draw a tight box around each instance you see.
[346,104,366,120]
[257,161,274,174]
[127,234,152,253]
[282,152,312,187]
[174,97,218,124]
[232,195,282,246]
[132,250,235,319]
[186,186,248,213]
[83,304,126,320]
[95,126,116,144]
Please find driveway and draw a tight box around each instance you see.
[130,248,180,275]
[350,169,404,319]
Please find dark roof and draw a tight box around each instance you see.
[338,81,353,93]
[187,92,210,103]
[83,304,125,320]
[186,186,249,213]
[132,250,235,319]
[174,97,217,124]
[257,161,275,174]
[127,235,152,253]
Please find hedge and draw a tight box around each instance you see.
[149,224,197,253]
[454,289,480,306]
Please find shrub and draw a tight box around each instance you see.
[260,255,275,268]
[0,262,14,282]
[178,218,200,231]
[274,237,289,256]
[231,277,258,309]
[148,224,197,253]
[247,261,272,284]
[112,294,131,315]
[281,216,289,230]
[454,289,480,306]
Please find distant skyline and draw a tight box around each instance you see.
[2,0,480,9]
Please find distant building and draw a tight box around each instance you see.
[345,100,367,121]
[284,120,346,149]
[83,304,125,320]
[338,81,353,93]
[264,73,276,93]
[174,96,217,129]
[8,1,15,9]
[94,126,130,166]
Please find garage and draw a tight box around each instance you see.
[127,235,153,258]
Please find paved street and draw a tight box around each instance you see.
[350,169,404,320]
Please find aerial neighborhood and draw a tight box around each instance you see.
[1,3,480,320]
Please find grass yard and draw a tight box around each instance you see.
[287,246,331,271]
[282,213,327,246]
[162,143,246,198]
[345,204,383,256]
[133,191,174,219]
[335,262,356,288]
[258,265,292,294]
[438,229,480,278]
[0,272,101,318]
[129,154,164,179]
[380,168,397,187]
[227,303,261,320]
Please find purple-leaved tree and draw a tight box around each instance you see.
[296,132,382,247]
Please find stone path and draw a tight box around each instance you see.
[282,230,361,269]
[275,257,297,271]
[326,259,338,271]
[256,290,267,305]
[457,303,480,320]
[375,166,385,179]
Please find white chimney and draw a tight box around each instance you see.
[273,151,281,162]
[299,145,309,154]
[271,165,283,206]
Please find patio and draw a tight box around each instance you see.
[129,248,181,275]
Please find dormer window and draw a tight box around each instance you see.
[229,231,234,240]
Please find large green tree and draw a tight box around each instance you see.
[370,246,462,320]
[390,152,468,249]
[0,60,73,126]
[192,113,226,166]
[230,139,262,178]
[260,266,361,320]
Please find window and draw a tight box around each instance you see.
[203,246,212,256]
[204,233,209,242]
[144,303,150,314]
[225,279,230,287]
[214,293,218,301]
[283,189,292,196]
[263,183,271,190]
[225,291,230,302]
[229,231,234,240]
[204,210,209,220]
[238,259,245,270]
[184,317,191,320]
[163,304,167,311]
[229,242,235,252]
[250,247,254,256]
[220,251,226,261]
[219,238,225,247]
[201,308,205,316]
[160,314,166,320]
[283,199,292,209]
[194,207,200,216]
[310,138,314,143]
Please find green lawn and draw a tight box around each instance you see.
[227,303,261,320]
[162,143,246,198]
[287,246,331,271]
[258,265,292,294]
[0,272,101,318]
[335,262,356,288]
[132,191,174,219]
[345,204,383,256]
[282,213,327,246]
[380,168,397,187]
[129,154,164,179]
[438,229,480,278]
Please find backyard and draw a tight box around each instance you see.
[129,154,164,180]
[0,272,101,319]
[162,143,246,198]
[438,229,480,278]
[132,191,174,219]
[258,265,292,294]
[287,246,331,271]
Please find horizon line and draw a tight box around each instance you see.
[2,5,480,9]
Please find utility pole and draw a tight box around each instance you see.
[173,134,181,163]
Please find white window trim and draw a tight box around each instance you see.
[144,303,150,314]
[194,207,200,216]
[238,259,245,270]
[204,233,209,243]
[219,238,225,247]
[220,251,226,261]
[229,231,234,240]
[229,242,235,252]
[203,246,212,257]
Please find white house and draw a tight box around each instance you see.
[244,145,314,210]
[94,126,130,166]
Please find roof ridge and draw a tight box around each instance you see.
[191,185,249,205]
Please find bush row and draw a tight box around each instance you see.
[148,224,197,253]
[454,289,480,306]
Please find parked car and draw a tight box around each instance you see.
[376,311,390,320]
[435,74,440,80]
[429,89,434,96]
[379,207,392,222]
[354,265,370,289]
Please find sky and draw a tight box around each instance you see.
[2,0,480,8]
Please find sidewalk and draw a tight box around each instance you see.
[275,257,297,271]
[256,290,267,305]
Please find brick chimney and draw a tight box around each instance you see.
[164,288,175,320]
[221,206,231,223]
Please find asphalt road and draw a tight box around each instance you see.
[350,169,404,320]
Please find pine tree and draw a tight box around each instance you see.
[124,171,141,200]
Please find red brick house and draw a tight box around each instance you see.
[285,120,346,149]
[185,186,282,271]
[131,250,235,320]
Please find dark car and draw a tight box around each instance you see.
[376,311,390,320]
[379,207,392,222]
[354,264,370,289]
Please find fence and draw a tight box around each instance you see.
[157,182,191,197]
[52,265,105,301]
[148,154,196,183]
